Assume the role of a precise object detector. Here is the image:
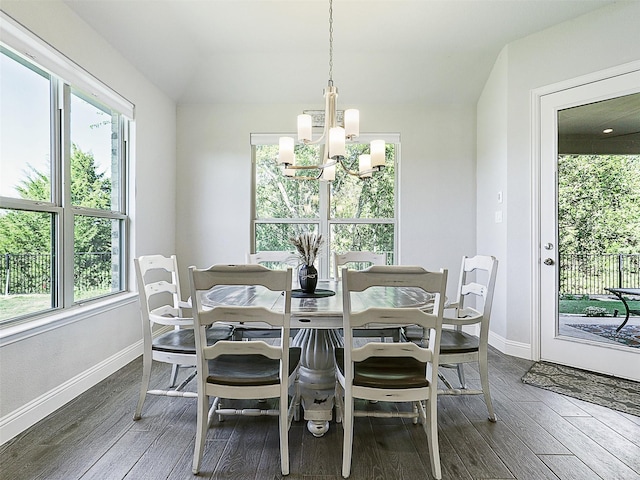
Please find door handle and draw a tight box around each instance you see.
[544,258,555,266]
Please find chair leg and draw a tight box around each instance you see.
[478,354,497,422]
[341,391,354,478]
[192,394,209,474]
[133,353,152,420]
[169,364,180,388]
[280,390,290,476]
[423,396,442,480]
[456,363,467,389]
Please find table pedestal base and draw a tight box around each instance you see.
[292,328,343,436]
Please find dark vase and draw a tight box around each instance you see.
[299,264,318,294]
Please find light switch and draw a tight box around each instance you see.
[495,211,503,223]
[497,191,503,204]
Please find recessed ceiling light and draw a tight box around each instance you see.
[603,128,614,134]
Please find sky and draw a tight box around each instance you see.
[1,51,112,200]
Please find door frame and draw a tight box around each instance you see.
[531,60,640,364]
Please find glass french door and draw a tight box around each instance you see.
[539,70,640,381]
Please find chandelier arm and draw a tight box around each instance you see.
[337,157,363,177]
[302,134,327,146]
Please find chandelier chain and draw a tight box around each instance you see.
[328,0,333,83]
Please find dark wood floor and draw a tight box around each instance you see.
[2,347,639,480]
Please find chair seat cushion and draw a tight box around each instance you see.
[206,347,301,387]
[152,325,234,354]
[335,348,429,389]
[439,329,479,354]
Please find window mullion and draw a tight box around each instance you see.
[60,83,74,307]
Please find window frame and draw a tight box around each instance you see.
[0,13,133,326]
[251,133,399,278]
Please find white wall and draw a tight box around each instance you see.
[477,1,640,356]
[0,1,176,442]
[175,103,478,300]
[477,48,509,341]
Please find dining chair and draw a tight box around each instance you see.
[333,251,400,342]
[133,255,233,421]
[235,251,300,340]
[189,264,301,475]
[332,251,387,280]
[437,255,499,422]
[335,265,447,479]
[247,250,298,270]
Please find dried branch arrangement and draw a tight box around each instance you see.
[289,232,324,266]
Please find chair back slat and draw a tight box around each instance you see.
[454,255,498,322]
[135,255,191,327]
[333,251,387,279]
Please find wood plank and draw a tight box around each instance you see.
[519,401,640,479]
[370,416,431,479]
[483,397,570,455]
[564,397,640,446]
[123,403,196,479]
[459,395,559,479]
[539,454,602,480]
[299,419,343,477]
[566,416,640,473]
[204,415,271,479]
[437,396,514,479]
[405,414,474,480]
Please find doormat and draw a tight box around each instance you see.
[565,323,640,348]
[522,361,640,417]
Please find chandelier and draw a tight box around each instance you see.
[277,0,385,181]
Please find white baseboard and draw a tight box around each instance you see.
[488,330,532,360]
[0,341,142,445]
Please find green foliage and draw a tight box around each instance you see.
[558,154,640,255]
[254,142,395,255]
[0,144,111,254]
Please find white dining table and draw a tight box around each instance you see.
[202,279,435,436]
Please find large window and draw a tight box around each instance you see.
[252,134,397,278]
[0,36,130,324]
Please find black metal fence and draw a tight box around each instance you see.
[2,252,112,295]
[2,251,637,297]
[560,253,640,296]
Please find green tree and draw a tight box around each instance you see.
[254,142,395,261]
[558,154,640,255]
[0,144,111,254]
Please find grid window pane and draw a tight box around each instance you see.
[331,144,395,219]
[0,49,52,201]
[330,223,394,273]
[255,145,320,219]
[0,209,55,320]
[70,90,120,211]
[73,215,123,302]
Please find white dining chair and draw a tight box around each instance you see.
[332,251,387,280]
[189,264,301,475]
[333,251,400,342]
[335,265,447,479]
[133,254,233,420]
[235,251,301,340]
[437,255,499,422]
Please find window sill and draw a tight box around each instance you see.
[0,293,138,347]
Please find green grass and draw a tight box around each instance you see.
[0,294,52,321]
[560,298,640,316]
[0,288,112,321]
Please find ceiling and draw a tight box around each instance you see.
[62,0,618,106]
